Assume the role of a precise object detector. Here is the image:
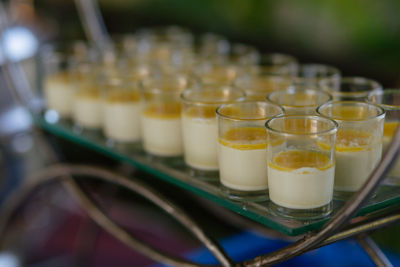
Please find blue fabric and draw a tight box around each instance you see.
[153,231,400,267]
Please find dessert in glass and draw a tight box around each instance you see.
[140,74,192,157]
[235,53,297,101]
[266,115,337,219]
[102,76,142,145]
[320,76,382,101]
[368,89,400,179]
[217,101,283,201]
[267,85,332,114]
[293,63,341,89]
[43,52,74,119]
[193,62,242,86]
[72,60,103,131]
[317,101,385,197]
[257,53,298,76]
[181,85,246,177]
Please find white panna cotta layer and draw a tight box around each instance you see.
[219,144,268,190]
[268,166,334,209]
[44,74,74,117]
[182,115,218,170]
[104,102,141,142]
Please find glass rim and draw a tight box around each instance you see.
[216,101,284,121]
[296,63,341,78]
[265,114,338,136]
[180,85,246,105]
[266,87,332,108]
[139,75,196,94]
[316,100,386,122]
[367,88,400,110]
[320,76,383,96]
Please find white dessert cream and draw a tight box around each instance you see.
[268,150,334,209]
[44,71,74,118]
[218,127,268,190]
[182,106,218,170]
[382,121,400,177]
[331,129,382,192]
[103,90,141,143]
[141,102,183,156]
[73,87,103,129]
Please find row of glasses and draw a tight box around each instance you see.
[41,27,397,220]
[218,99,385,219]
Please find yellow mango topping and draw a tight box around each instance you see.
[144,102,181,119]
[185,106,217,119]
[384,121,399,138]
[76,87,100,99]
[331,106,368,120]
[219,127,267,150]
[336,129,372,152]
[269,150,332,171]
[107,90,140,103]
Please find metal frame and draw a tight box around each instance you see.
[1,1,400,266]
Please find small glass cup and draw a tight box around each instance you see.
[181,85,246,178]
[266,85,332,114]
[102,75,141,145]
[229,43,260,67]
[72,61,103,131]
[266,115,337,219]
[198,33,230,60]
[193,61,242,86]
[217,101,283,201]
[42,49,74,120]
[140,74,192,158]
[293,63,341,88]
[257,53,298,76]
[235,67,293,101]
[135,26,194,67]
[320,76,382,101]
[368,89,400,180]
[317,101,385,198]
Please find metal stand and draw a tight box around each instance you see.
[0,1,399,266]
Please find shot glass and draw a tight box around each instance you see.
[293,63,341,88]
[266,115,337,219]
[217,101,283,201]
[229,43,260,67]
[72,61,103,131]
[317,101,385,197]
[42,49,74,120]
[368,89,400,179]
[266,85,332,114]
[181,85,246,177]
[193,61,242,86]
[102,75,141,145]
[140,74,192,158]
[257,53,298,76]
[320,77,382,101]
[235,66,294,101]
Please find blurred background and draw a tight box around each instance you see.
[1,0,400,266]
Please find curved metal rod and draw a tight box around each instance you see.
[0,164,233,267]
[357,235,393,267]
[0,4,232,265]
[74,0,111,47]
[317,210,400,249]
[242,125,400,266]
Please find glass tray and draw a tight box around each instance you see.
[33,113,400,236]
